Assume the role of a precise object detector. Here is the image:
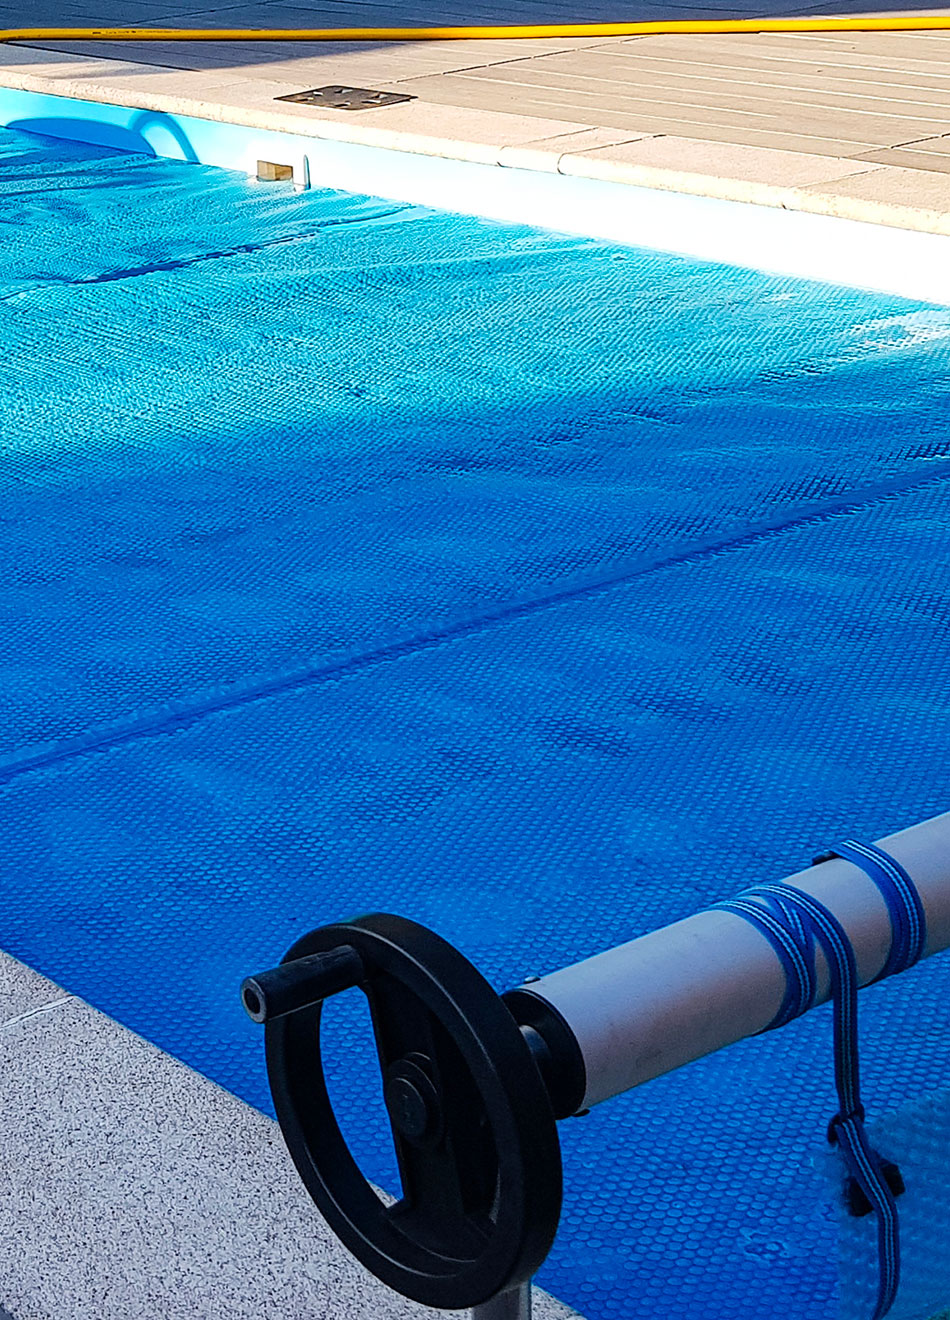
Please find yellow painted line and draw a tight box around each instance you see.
[5,17,950,41]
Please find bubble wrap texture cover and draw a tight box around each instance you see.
[3,124,950,1320]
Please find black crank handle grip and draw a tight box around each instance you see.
[241,945,363,1022]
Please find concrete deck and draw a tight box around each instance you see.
[0,951,578,1320]
[2,0,950,233]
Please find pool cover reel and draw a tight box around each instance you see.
[244,812,950,1315]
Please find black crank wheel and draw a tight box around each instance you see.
[260,913,562,1310]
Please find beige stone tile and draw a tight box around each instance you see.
[588,41,950,86]
[384,73,887,151]
[523,46,950,109]
[185,43,549,84]
[382,36,621,61]
[0,54,591,162]
[803,163,950,209]
[554,69,950,128]
[7,0,950,231]
[89,50,461,87]
[0,43,82,67]
[689,126,883,153]
[437,36,647,57]
[853,147,950,172]
[768,31,950,59]
[605,31,950,74]
[8,39,236,70]
[60,64,272,96]
[17,32,610,78]
[17,29,615,72]
[289,98,593,158]
[9,55,177,79]
[796,166,950,233]
[563,133,875,186]
[869,132,950,156]
[370,69,605,117]
[185,72,411,121]
[447,66,950,146]
[0,44,174,80]
[661,44,950,83]
[498,125,653,170]
[556,139,950,224]
[853,136,950,173]
[14,38,307,70]
[183,74,594,161]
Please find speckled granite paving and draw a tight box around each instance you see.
[0,952,579,1320]
[1,0,950,232]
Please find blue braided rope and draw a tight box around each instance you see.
[834,840,926,982]
[836,1115,901,1320]
[722,894,815,1028]
[714,839,927,1320]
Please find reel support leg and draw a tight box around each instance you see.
[471,1282,533,1319]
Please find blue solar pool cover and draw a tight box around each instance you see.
[3,123,950,1320]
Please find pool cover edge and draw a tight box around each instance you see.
[1,71,950,306]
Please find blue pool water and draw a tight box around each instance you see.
[3,123,950,1320]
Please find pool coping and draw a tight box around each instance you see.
[0,949,581,1320]
[1,40,949,237]
[3,45,950,305]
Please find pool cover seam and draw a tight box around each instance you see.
[1,457,948,788]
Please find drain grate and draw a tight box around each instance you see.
[275,85,415,111]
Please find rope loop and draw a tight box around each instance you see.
[714,839,928,1320]
[830,840,926,982]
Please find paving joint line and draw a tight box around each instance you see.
[0,996,74,1035]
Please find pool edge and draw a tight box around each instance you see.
[2,62,950,306]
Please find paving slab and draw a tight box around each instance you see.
[856,135,950,172]
[497,125,649,169]
[3,0,950,230]
[799,159,950,224]
[0,952,66,1026]
[0,952,579,1320]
